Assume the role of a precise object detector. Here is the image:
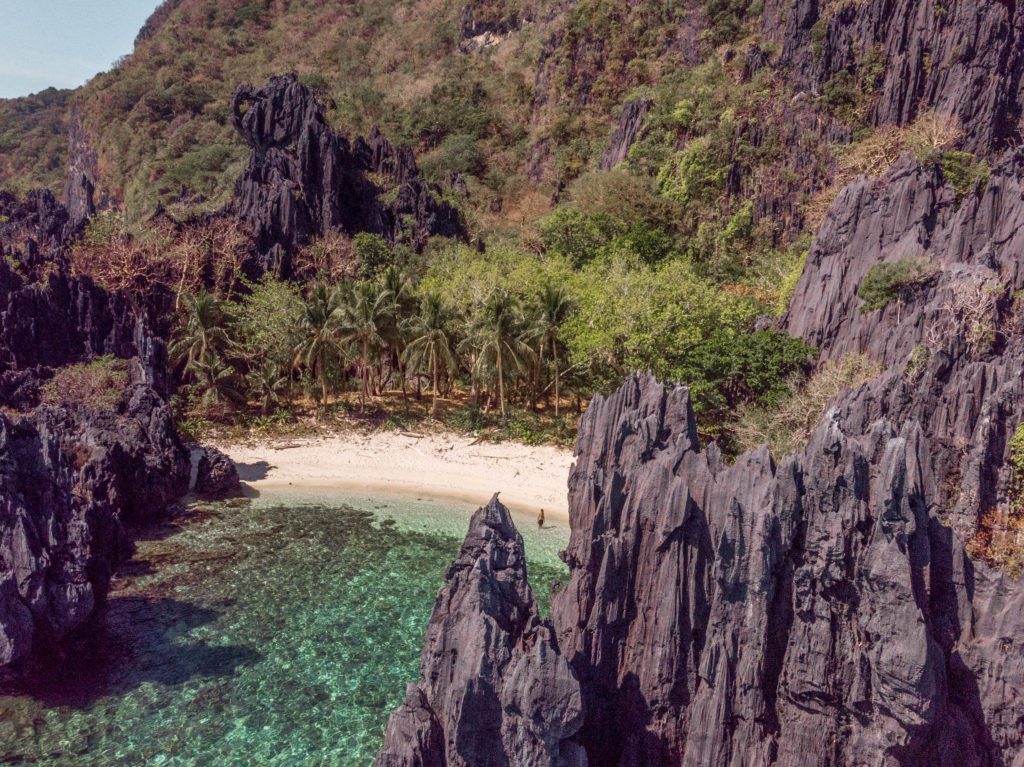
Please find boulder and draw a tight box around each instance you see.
[196,447,242,498]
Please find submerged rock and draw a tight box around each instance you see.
[375,495,586,767]
[196,447,242,498]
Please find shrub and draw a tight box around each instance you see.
[733,353,883,457]
[656,136,726,208]
[40,357,130,410]
[939,150,990,202]
[904,344,930,384]
[967,423,1024,576]
[353,232,394,278]
[536,208,626,267]
[858,257,938,314]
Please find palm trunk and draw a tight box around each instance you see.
[554,347,560,418]
[497,345,506,418]
[430,346,439,418]
[320,352,328,406]
[361,339,369,411]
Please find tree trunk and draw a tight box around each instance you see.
[361,339,369,411]
[497,345,506,418]
[554,348,561,418]
[430,346,439,418]
[320,351,328,406]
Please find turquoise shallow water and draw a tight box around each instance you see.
[0,492,568,766]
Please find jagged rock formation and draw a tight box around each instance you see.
[64,104,99,228]
[196,447,242,498]
[0,382,190,667]
[0,192,189,668]
[599,98,651,171]
[230,75,462,278]
[0,192,170,408]
[375,495,586,767]
[762,0,1024,153]
[554,375,1008,766]
[382,371,1023,766]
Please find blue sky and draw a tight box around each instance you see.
[0,0,163,98]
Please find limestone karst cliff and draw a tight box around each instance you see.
[377,8,1024,758]
[231,75,463,278]
[0,192,189,668]
[375,495,586,767]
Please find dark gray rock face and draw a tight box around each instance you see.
[231,75,462,278]
[0,384,190,667]
[196,447,241,498]
[0,191,172,408]
[375,495,586,767]
[0,191,188,669]
[763,0,1024,153]
[552,374,1007,766]
[599,98,651,171]
[785,150,1024,543]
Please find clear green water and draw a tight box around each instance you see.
[0,493,568,766]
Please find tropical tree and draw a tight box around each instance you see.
[468,290,534,417]
[169,291,235,373]
[248,360,292,415]
[338,281,398,410]
[531,283,574,416]
[189,352,246,408]
[403,293,459,417]
[292,283,345,406]
[381,266,417,394]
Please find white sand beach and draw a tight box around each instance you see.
[217,431,575,519]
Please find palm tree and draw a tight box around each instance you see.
[532,284,574,417]
[292,283,345,406]
[381,266,417,395]
[338,281,397,411]
[169,291,234,372]
[403,294,459,417]
[248,360,291,415]
[469,290,533,418]
[190,352,246,408]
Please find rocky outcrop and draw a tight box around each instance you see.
[196,447,241,498]
[0,190,189,669]
[551,374,1011,766]
[379,153,1024,765]
[375,495,586,767]
[0,382,190,667]
[0,192,171,408]
[230,75,462,278]
[762,0,1024,154]
[383,369,1022,766]
[785,148,1024,543]
[64,104,99,228]
[599,98,651,171]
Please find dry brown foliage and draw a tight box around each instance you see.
[734,353,884,457]
[924,271,1003,355]
[293,230,358,282]
[70,215,251,304]
[804,111,964,232]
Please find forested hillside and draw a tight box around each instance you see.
[0,0,1004,446]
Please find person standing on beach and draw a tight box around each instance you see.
[538,508,545,529]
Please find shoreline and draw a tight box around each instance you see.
[216,430,574,520]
